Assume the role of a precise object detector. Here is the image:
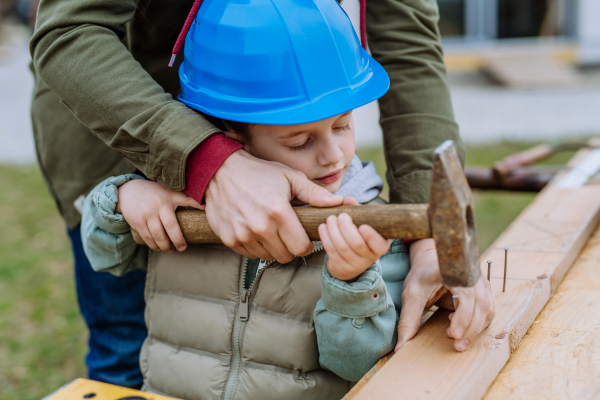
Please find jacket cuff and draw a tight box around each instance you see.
[380,114,464,204]
[321,260,389,318]
[184,134,244,204]
[87,174,145,234]
[147,106,222,191]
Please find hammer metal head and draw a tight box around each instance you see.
[429,140,480,287]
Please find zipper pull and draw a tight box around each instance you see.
[257,259,268,270]
[239,290,250,321]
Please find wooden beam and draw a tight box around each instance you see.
[345,144,600,400]
[484,224,600,399]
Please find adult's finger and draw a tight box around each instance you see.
[159,207,187,252]
[238,230,278,261]
[454,301,487,351]
[447,287,476,341]
[397,288,429,351]
[221,224,275,261]
[287,171,344,207]
[147,217,174,252]
[273,204,314,260]
[455,278,495,351]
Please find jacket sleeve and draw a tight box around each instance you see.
[367,0,465,204]
[81,174,149,277]
[29,0,221,191]
[314,260,398,382]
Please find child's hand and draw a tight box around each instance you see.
[319,213,390,282]
[116,180,203,252]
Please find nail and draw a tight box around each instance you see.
[452,294,459,310]
[487,260,492,282]
[338,213,347,222]
[457,340,470,351]
[503,248,509,292]
[179,246,186,252]
[327,215,336,223]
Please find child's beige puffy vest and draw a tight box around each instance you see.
[140,243,351,400]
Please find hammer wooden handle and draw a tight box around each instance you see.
[131,204,431,245]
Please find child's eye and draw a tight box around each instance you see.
[334,124,351,131]
[289,140,309,152]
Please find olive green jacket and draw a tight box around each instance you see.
[30,0,464,229]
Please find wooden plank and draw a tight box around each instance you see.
[483,57,580,88]
[484,224,600,399]
[346,145,600,400]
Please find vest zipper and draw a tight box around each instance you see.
[222,244,324,400]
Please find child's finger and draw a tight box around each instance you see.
[326,215,370,268]
[319,223,353,278]
[357,224,390,256]
[159,207,187,252]
[337,213,378,260]
[147,217,175,252]
[133,221,161,251]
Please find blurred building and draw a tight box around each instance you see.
[438,0,600,66]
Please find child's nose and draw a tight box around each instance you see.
[317,139,344,166]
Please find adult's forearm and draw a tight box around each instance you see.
[30,0,221,191]
[367,0,465,204]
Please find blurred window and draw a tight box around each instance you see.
[498,0,548,38]
[438,0,465,37]
[437,0,572,42]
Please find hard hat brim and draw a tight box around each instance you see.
[179,48,390,126]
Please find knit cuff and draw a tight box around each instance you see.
[184,134,244,204]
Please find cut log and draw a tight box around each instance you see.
[484,224,600,399]
[345,144,600,400]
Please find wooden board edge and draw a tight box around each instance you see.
[344,142,600,400]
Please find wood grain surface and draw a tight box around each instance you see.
[484,225,600,400]
[345,145,600,400]
[132,204,431,244]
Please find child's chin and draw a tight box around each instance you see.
[320,181,342,194]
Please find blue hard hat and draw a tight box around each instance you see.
[178,0,390,125]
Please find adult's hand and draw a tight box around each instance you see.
[396,238,495,352]
[204,149,345,262]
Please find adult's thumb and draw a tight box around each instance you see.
[173,192,204,210]
[396,295,426,351]
[288,172,344,207]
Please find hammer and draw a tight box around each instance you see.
[132,140,480,287]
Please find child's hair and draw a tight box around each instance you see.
[222,119,253,142]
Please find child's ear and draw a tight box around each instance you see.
[223,130,247,146]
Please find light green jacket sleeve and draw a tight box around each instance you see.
[314,240,410,382]
[81,174,149,276]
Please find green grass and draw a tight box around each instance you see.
[0,165,86,400]
[0,140,579,398]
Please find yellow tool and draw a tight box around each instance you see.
[44,378,178,400]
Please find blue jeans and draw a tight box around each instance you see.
[68,225,147,389]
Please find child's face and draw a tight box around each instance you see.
[232,112,355,193]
